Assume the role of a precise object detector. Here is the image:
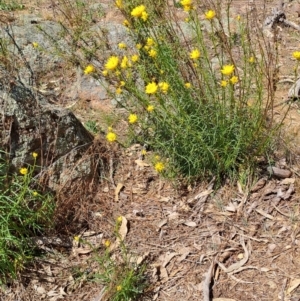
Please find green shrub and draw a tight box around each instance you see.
[93,0,281,181]
[0,152,54,282]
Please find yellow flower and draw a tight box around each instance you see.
[33,191,38,196]
[104,240,111,247]
[148,49,157,58]
[229,76,238,85]
[116,285,122,291]
[102,70,108,76]
[190,49,200,60]
[145,82,158,94]
[123,19,129,27]
[131,5,146,18]
[141,11,148,21]
[293,51,300,60]
[115,0,122,8]
[146,37,155,47]
[159,82,169,93]
[105,56,119,71]
[220,80,228,87]
[154,162,165,173]
[183,5,192,11]
[121,56,129,69]
[221,64,235,76]
[147,105,154,112]
[116,87,122,94]
[136,43,142,50]
[249,56,255,63]
[120,81,125,87]
[141,149,147,155]
[236,15,241,21]
[180,0,192,5]
[32,152,38,158]
[131,54,139,62]
[106,132,117,142]
[108,126,113,132]
[84,64,95,75]
[20,168,28,175]
[128,113,138,124]
[185,82,191,88]
[74,236,80,242]
[117,216,122,223]
[32,42,39,48]
[205,10,216,20]
[118,42,127,49]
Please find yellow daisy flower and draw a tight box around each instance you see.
[128,113,138,124]
[115,0,122,8]
[106,132,117,142]
[293,51,300,60]
[84,64,95,75]
[154,162,165,173]
[141,11,148,21]
[249,56,255,63]
[20,168,28,175]
[105,56,119,71]
[221,64,235,76]
[190,49,200,60]
[229,76,238,85]
[205,10,216,20]
[159,82,169,93]
[185,82,191,88]
[148,49,157,58]
[220,80,228,87]
[131,5,146,18]
[147,105,154,112]
[145,82,158,94]
[118,42,127,49]
[131,54,139,62]
[146,37,155,47]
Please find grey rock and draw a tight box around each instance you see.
[0,77,95,190]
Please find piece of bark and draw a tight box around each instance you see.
[267,166,292,179]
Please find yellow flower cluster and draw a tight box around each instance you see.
[131,5,148,21]
[158,82,169,93]
[180,0,192,11]
[145,82,169,94]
